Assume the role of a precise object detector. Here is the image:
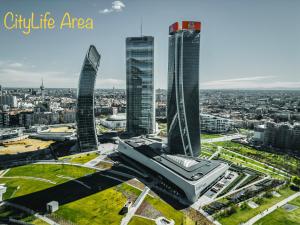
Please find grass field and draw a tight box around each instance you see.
[218,187,297,225]
[53,185,127,225]
[201,133,223,139]
[4,164,95,184]
[0,163,145,225]
[254,196,300,225]
[128,216,156,225]
[144,195,194,225]
[0,164,95,200]
[0,138,54,155]
[60,152,99,164]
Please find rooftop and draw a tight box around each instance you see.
[124,137,221,181]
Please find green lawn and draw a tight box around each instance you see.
[218,187,297,225]
[53,183,138,225]
[129,216,156,225]
[68,152,99,164]
[0,164,95,200]
[4,164,95,184]
[0,178,54,199]
[201,133,223,139]
[254,196,300,225]
[0,163,145,225]
[144,195,192,225]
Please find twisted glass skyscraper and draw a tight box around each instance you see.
[126,36,155,136]
[77,45,100,151]
[167,21,201,157]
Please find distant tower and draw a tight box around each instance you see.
[40,78,45,100]
[167,21,201,157]
[126,36,155,136]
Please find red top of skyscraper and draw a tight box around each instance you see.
[169,21,201,35]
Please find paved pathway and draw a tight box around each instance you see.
[0,169,10,178]
[84,155,107,167]
[120,186,150,225]
[243,192,300,225]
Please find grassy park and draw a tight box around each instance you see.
[201,133,223,139]
[254,196,300,225]
[215,141,299,175]
[60,152,99,164]
[217,187,297,225]
[129,216,155,225]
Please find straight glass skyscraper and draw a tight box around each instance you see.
[167,21,201,157]
[77,45,100,151]
[126,36,155,136]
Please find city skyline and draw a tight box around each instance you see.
[0,0,299,90]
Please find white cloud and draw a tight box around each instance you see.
[100,1,125,14]
[201,76,300,89]
[8,62,23,68]
[0,63,75,88]
[112,1,125,11]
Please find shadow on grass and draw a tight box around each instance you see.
[6,168,130,214]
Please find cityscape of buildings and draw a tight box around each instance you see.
[0,1,299,224]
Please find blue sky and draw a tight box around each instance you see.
[0,0,299,89]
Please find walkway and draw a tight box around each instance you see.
[243,192,300,225]
[120,186,150,225]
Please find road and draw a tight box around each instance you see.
[243,192,300,225]
[120,186,150,225]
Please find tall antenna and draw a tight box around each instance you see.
[140,17,143,37]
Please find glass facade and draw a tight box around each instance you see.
[77,45,100,151]
[167,22,201,157]
[126,36,155,136]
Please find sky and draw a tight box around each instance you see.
[0,0,299,89]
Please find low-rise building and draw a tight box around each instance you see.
[200,114,233,133]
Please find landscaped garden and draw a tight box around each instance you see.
[254,196,300,225]
[216,186,297,225]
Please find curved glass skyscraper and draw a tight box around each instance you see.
[126,36,155,136]
[77,45,101,151]
[167,21,201,157]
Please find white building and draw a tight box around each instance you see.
[100,113,126,129]
[118,137,229,203]
[200,113,233,133]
